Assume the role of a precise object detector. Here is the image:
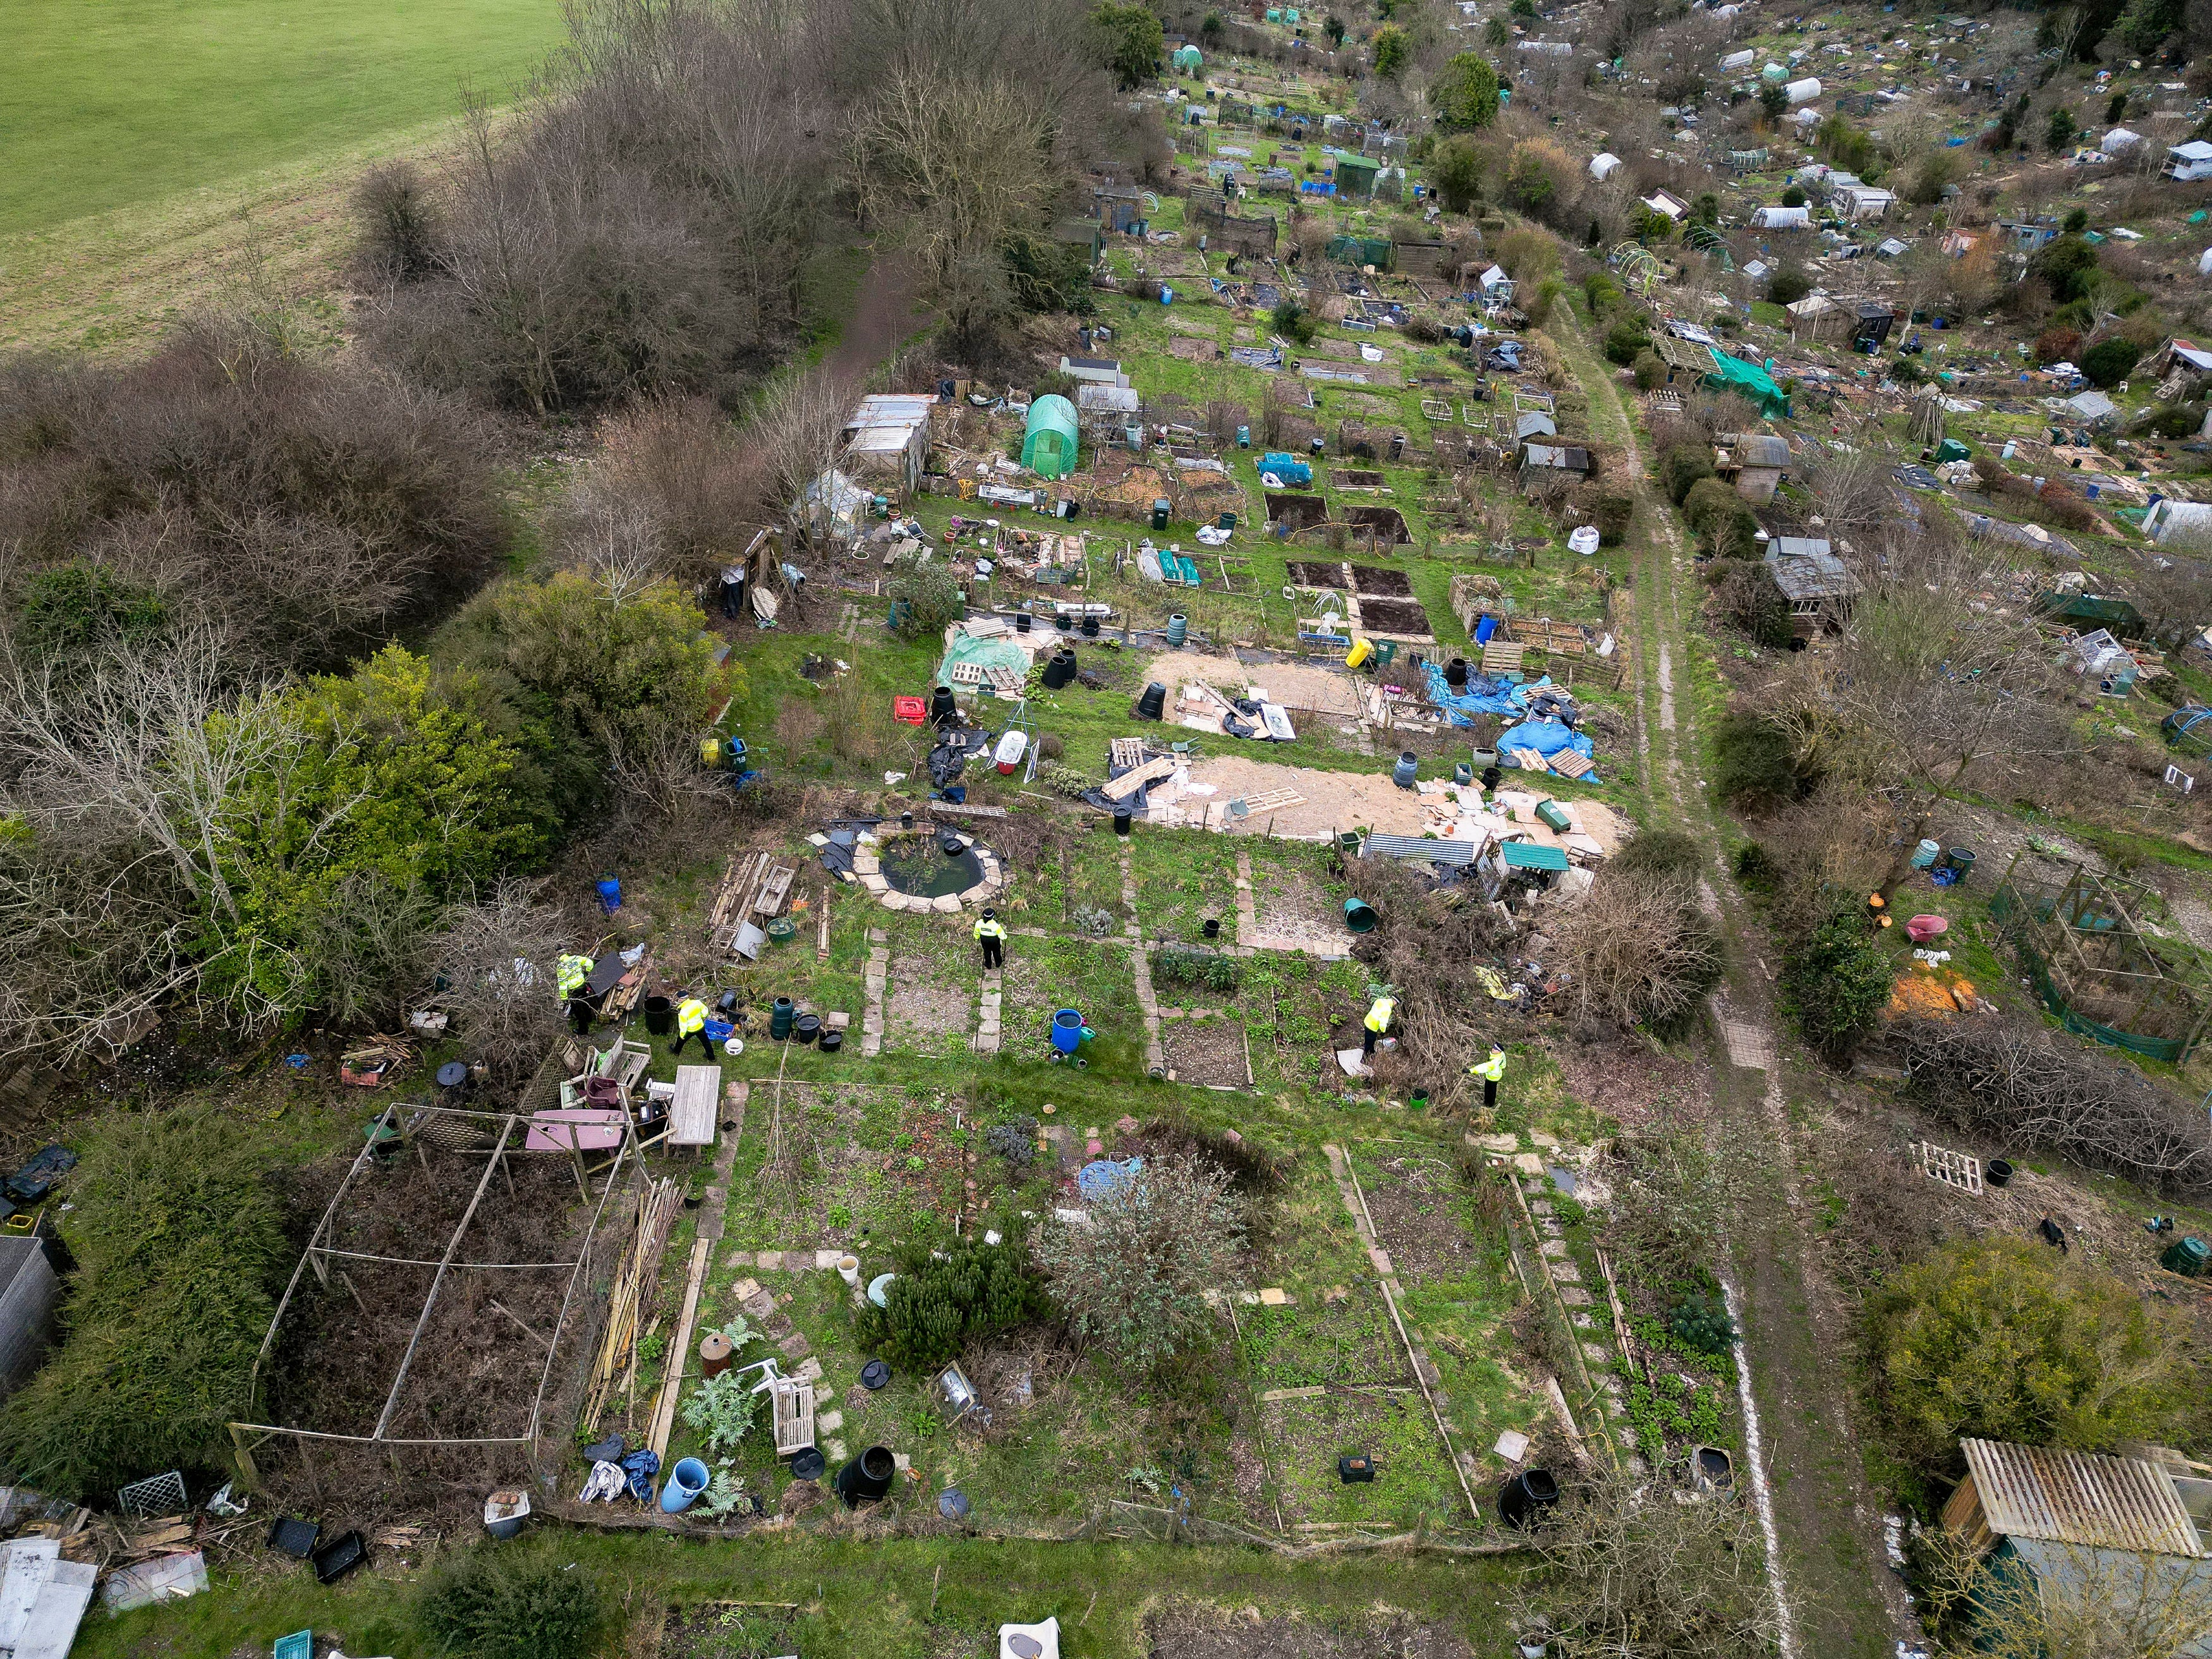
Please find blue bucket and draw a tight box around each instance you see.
[1051,1009,1085,1057]
[596,876,622,912]
[660,1457,710,1514]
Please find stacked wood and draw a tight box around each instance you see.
[583,1176,683,1431]
[708,854,798,953]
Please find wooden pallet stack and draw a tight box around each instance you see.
[708,853,798,954]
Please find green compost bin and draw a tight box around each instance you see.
[1535,799,1572,832]
[2162,1236,2209,1278]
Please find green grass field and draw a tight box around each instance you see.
[0,0,567,236]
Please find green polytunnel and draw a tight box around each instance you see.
[1022,394,1080,479]
[1173,44,1203,70]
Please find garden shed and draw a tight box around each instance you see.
[1022,396,1081,479]
[1715,432,1791,503]
[1333,154,1381,198]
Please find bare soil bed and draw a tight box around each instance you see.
[1146,1601,1473,1658]
[1162,1014,1250,1087]
[1361,1155,1482,1286]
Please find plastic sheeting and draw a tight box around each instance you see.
[1496,716,1595,763]
[1422,660,1527,721]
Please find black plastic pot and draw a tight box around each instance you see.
[834,1445,897,1506]
[1445,657,1469,688]
[790,1447,827,1481]
[929,685,957,728]
[860,1358,892,1390]
[1498,1468,1560,1529]
[643,995,676,1036]
[1202,918,1220,940]
[794,1014,822,1045]
[1113,807,1134,836]
[819,1029,844,1054]
[1134,682,1167,721]
[1015,612,1031,633]
[1986,1158,2013,1189]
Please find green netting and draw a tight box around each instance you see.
[932,631,1034,695]
[1990,882,2189,1062]
[1701,348,1792,418]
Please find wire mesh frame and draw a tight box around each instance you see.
[1991,853,2212,1060]
[233,1098,643,1453]
[116,1470,188,1519]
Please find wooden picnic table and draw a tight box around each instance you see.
[668,1066,721,1152]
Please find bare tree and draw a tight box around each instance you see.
[1508,1465,1787,1658]
[425,880,572,1091]
[1789,538,2071,899]
[850,67,1067,344]
[748,367,858,544]
[1916,1524,2212,1659]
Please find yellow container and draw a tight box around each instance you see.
[1345,637,1374,669]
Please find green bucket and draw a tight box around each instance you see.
[1344,898,1378,933]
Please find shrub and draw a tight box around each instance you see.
[1428,135,1485,213]
[1431,51,1500,130]
[1552,866,1724,1035]
[418,1551,607,1659]
[1779,913,1893,1057]
[1780,185,1806,209]
[1659,442,1715,505]
[1593,492,1636,544]
[1766,264,1812,307]
[0,1115,289,1500]
[1035,1153,1243,1367]
[2034,325,2082,365]
[1630,349,1664,392]
[1271,296,1318,344]
[890,561,966,638]
[1583,271,1624,312]
[1711,710,1800,809]
[2146,403,2209,439]
[1603,319,1652,365]
[855,1236,1044,1370]
[1683,476,1759,556]
[1866,1237,2192,1475]
[1668,1291,1737,1357]
[1613,829,1704,884]
[353,161,445,284]
[2081,337,2142,388]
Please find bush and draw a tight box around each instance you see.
[1593,492,1636,544]
[2081,337,2142,388]
[1431,51,1500,130]
[1684,476,1760,557]
[1271,296,1318,345]
[1766,264,1812,306]
[1428,134,1485,213]
[1780,185,1806,209]
[1583,270,1624,312]
[2034,325,2082,366]
[1553,866,1724,1035]
[1613,829,1704,884]
[0,1115,289,1501]
[1659,442,1715,505]
[1711,710,1801,810]
[418,1551,607,1659]
[1866,1237,2192,1475]
[855,1235,1044,1370]
[1035,1153,1243,1368]
[353,161,445,284]
[1779,913,1893,1057]
[2146,402,2209,439]
[890,561,966,638]
[1631,349,1664,392]
[1668,1291,1737,1357]
[1603,319,1652,365]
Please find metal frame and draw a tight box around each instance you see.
[230,1100,641,1466]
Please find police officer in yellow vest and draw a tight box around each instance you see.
[1470,1045,1507,1111]
[669,992,714,1059]
[1361,994,1395,1060]
[974,908,1007,969]
[557,953,595,1036]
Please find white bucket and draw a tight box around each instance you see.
[838,1255,861,1287]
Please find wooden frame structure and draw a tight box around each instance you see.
[229,1099,641,1480]
[1990,855,2212,1062]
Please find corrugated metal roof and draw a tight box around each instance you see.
[1364,833,1479,866]
[1963,1439,2206,1558]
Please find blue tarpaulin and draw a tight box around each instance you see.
[1078,1157,1144,1199]
[1497,716,1595,763]
[1423,660,1528,722]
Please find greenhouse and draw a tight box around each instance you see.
[1021,394,1080,479]
[1172,44,1203,71]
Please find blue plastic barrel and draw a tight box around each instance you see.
[1475,614,1498,645]
[660,1458,710,1514]
[1052,1009,1086,1056]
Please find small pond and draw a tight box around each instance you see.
[881,835,986,899]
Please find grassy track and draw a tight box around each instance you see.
[0,0,565,238]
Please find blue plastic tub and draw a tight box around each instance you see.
[1051,1009,1085,1057]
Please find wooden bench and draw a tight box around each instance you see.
[668,1065,721,1153]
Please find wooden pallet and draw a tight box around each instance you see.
[1509,746,1550,773]
[752,864,796,918]
[1921,1141,1983,1194]
[1103,755,1176,801]
[1229,788,1304,817]
[1548,749,1595,780]
[949,660,1023,691]
[1110,738,1151,770]
[1480,640,1526,674]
